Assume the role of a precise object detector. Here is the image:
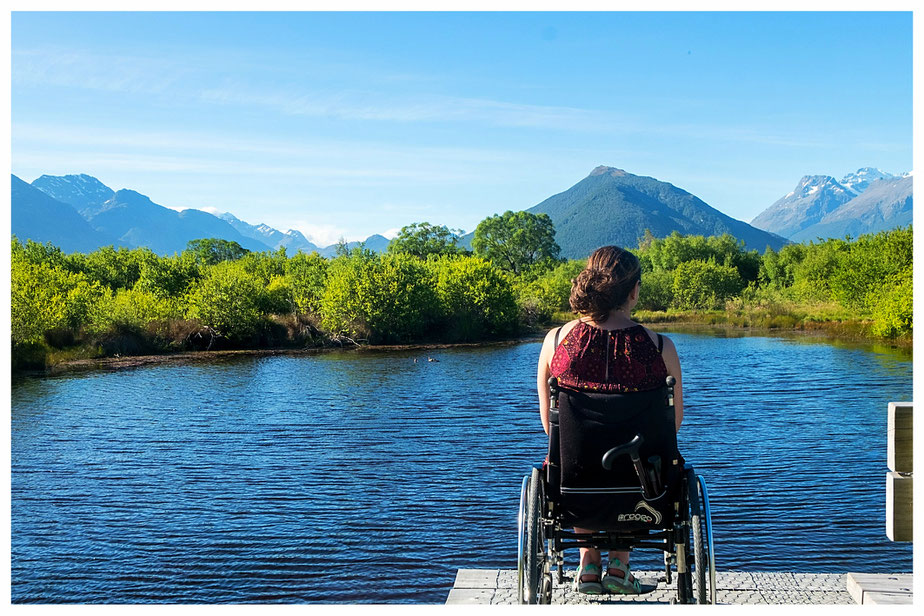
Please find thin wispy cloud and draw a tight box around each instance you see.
[198,86,603,130]
[12,48,192,95]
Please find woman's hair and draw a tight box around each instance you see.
[569,245,642,322]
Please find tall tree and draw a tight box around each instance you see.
[471,211,560,276]
[184,238,250,266]
[387,222,464,258]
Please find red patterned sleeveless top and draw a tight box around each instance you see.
[550,321,668,393]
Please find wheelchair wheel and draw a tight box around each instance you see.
[688,469,715,604]
[692,474,716,604]
[518,467,546,604]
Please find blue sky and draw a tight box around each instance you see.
[11,11,913,246]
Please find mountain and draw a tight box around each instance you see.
[84,188,274,255]
[31,173,115,217]
[14,173,392,257]
[11,174,122,253]
[839,167,898,196]
[749,175,856,239]
[789,175,913,242]
[220,212,320,254]
[751,169,912,241]
[524,166,787,258]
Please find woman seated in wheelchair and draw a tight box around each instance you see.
[536,245,684,595]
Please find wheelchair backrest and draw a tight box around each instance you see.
[547,379,682,530]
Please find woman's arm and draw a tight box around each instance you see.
[660,335,684,432]
[536,328,557,435]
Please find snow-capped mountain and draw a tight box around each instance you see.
[31,173,115,217]
[790,175,913,242]
[18,173,390,256]
[750,175,855,238]
[220,213,319,254]
[839,167,898,196]
[752,168,912,241]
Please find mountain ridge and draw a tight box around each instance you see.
[750,168,912,240]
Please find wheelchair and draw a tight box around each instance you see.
[517,375,716,604]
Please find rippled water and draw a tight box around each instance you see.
[11,331,913,603]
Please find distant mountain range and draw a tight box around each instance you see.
[522,166,788,258]
[12,173,390,257]
[750,168,912,241]
[11,175,120,253]
[11,165,912,259]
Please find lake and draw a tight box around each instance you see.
[10,329,913,603]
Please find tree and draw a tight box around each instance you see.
[471,210,560,276]
[67,245,152,290]
[184,238,250,266]
[136,253,200,298]
[387,222,464,258]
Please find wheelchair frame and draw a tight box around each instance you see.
[516,376,716,604]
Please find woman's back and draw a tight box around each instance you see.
[551,321,668,393]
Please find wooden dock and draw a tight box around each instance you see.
[445,569,913,605]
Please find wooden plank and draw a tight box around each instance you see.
[865,592,913,605]
[887,402,913,473]
[886,471,913,542]
[846,573,913,605]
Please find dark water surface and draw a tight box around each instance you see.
[11,331,913,603]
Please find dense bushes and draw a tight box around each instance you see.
[10,236,524,367]
[9,224,913,369]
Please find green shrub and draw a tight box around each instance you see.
[186,261,266,342]
[637,269,674,311]
[286,251,329,314]
[319,250,439,343]
[870,272,912,338]
[427,255,518,340]
[671,260,744,310]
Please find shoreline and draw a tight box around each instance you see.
[22,319,911,378]
[28,335,545,377]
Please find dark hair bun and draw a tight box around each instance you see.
[569,246,641,322]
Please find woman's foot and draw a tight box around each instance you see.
[602,558,642,594]
[574,562,603,595]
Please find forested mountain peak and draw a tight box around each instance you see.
[589,165,631,178]
[527,165,786,258]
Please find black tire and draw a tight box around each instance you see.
[692,511,708,603]
[524,467,544,604]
